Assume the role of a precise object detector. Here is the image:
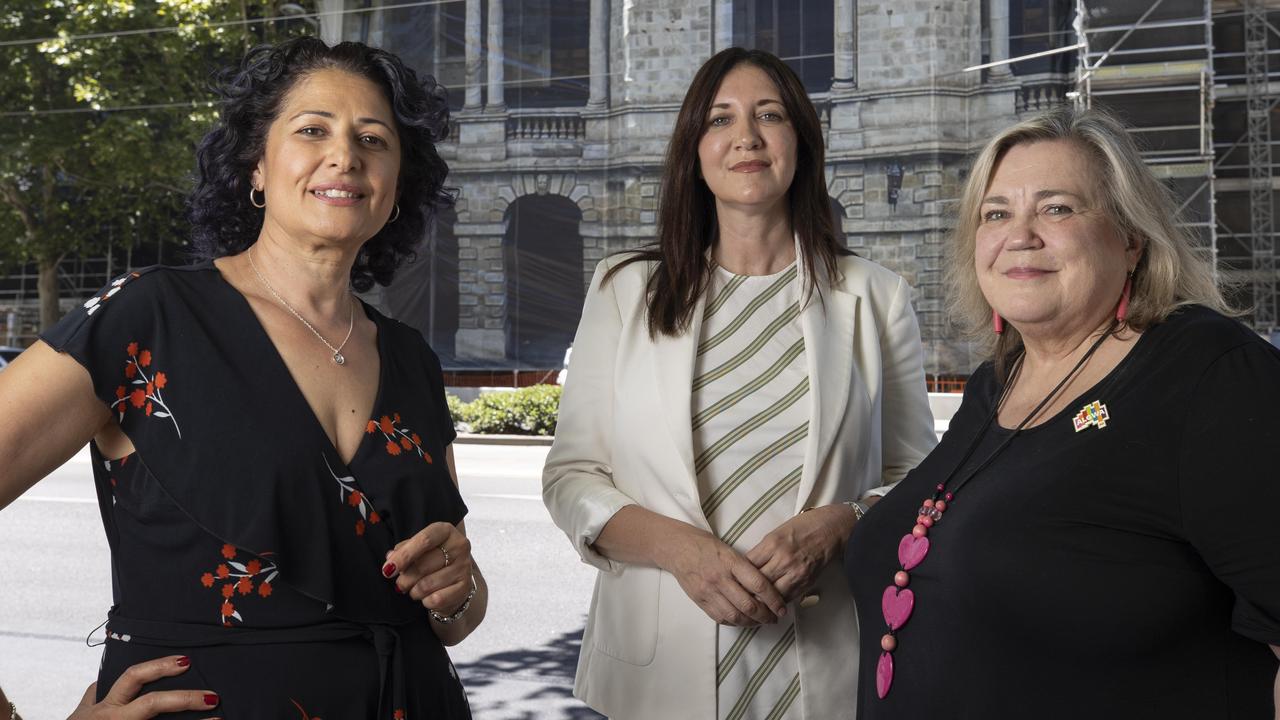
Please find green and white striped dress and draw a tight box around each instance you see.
[693,262,809,720]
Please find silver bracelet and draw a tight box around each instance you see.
[799,501,869,522]
[429,574,477,624]
[843,500,870,522]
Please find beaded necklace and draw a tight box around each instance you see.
[874,323,1116,699]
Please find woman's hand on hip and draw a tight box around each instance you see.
[68,655,220,719]
[745,504,856,602]
[383,521,474,615]
[666,527,787,627]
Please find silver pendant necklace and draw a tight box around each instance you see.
[247,245,355,366]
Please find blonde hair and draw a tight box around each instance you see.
[944,106,1231,372]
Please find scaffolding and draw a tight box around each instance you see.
[1075,0,1280,336]
[1075,0,1220,269]
[1244,0,1276,330]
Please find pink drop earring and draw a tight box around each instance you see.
[1116,272,1133,323]
[992,310,1004,335]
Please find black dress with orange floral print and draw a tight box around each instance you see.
[42,263,471,719]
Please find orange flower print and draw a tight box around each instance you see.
[370,412,434,464]
[111,343,181,438]
[323,455,380,538]
[394,710,406,720]
[201,545,277,626]
[366,420,378,434]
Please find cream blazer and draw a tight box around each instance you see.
[542,252,937,719]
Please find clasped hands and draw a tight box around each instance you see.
[667,504,855,627]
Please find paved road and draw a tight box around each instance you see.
[0,444,604,720]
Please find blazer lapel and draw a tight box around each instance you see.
[653,292,706,498]
[795,272,858,511]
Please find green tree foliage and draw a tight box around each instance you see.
[0,1,316,329]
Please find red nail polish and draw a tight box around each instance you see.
[176,656,190,667]
[394,584,404,594]
[382,562,397,578]
[204,693,220,707]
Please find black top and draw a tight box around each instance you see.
[845,306,1280,719]
[42,263,470,719]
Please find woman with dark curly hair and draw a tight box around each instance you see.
[0,37,483,718]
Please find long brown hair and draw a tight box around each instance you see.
[606,47,844,337]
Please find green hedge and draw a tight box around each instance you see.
[448,384,562,436]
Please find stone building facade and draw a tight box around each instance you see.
[322,0,1077,375]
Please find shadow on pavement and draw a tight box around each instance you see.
[458,624,605,719]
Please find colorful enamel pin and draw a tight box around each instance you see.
[1072,400,1109,432]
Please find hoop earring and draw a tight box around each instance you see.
[388,203,400,224]
[249,187,266,209]
[1116,272,1133,323]
[992,310,1004,335]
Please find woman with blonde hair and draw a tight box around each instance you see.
[845,105,1280,718]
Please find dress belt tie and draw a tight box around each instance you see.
[105,611,409,715]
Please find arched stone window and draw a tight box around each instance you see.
[503,194,585,366]
[382,208,460,362]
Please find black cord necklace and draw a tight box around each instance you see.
[873,321,1118,700]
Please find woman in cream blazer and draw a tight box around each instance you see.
[543,48,936,719]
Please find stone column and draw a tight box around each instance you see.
[713,0,733,52]
[318,0,345,45]
[832,0,856,90]
[988,0,1012,79]
[464,0,483,109]
[586,0,609,108]
[486,0,506,111]
[455,228,508,360]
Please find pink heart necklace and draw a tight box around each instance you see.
[874,325,1116,700]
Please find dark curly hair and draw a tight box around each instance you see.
[187,37,454,291]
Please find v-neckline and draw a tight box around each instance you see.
[209,261,387,469]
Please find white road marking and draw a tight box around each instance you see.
[467,493,543,501]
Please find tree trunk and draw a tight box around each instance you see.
[37,256,61,332]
